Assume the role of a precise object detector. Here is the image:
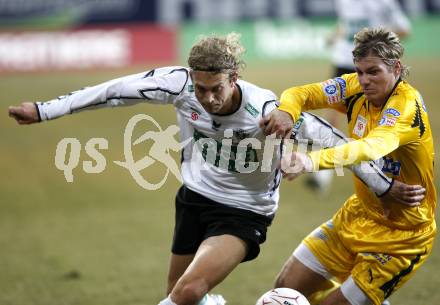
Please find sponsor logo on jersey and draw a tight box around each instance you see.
[193,129,258,173]
[362,253,392,265]
[321,79,340,104]
[378,116,397,127]
[325,219,334,229]
[384,108,400,117]
[378,108,400,127]
[382,156,401,176]
[312,228,328,241]
[245,102,260,117]
[212,120,221,130]
[292,117,304,132]
[335,77,347,99]
[353,114,367,137]
[335,77,346,99]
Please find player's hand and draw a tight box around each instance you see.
[8,102,39,124]
[259,109,294,138]
[280,152,313,181]
[380,180,425,218]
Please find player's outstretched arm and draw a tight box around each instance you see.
[8,67,188,123]
[289,112,425,206]
[8,102,39,125]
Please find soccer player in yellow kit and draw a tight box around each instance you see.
[261,28,436,305]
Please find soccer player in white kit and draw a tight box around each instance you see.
[308,0,412,192]
[332,0,411,76]
[8,33,423,305]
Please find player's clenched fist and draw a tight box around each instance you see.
[280,152,314,181]
[259,109,294,138]
[8,102,39,125]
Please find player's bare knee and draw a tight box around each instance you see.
[166,281,176,296]
[171,277,209,305]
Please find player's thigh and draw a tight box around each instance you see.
[167,254,195,294]
[181,234,248,289]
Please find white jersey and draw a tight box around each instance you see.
[36,66,392,216]
[332,0,411,68]
[37,66,281,216]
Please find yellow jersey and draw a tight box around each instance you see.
[279,73,436,230]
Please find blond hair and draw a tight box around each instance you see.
[188,32,246,76]
[352,28,409,78]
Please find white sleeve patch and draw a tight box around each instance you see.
[321,79,342,104]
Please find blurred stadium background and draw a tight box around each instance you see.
[1,1,439,304]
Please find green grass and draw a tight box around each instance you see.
[1,58,440,305]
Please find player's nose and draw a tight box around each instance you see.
[205,92,215,104]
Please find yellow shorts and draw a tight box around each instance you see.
[303,195,436,305]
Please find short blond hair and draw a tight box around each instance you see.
[188,32,246,75]
[352,27,409,78]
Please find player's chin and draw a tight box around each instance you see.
[363,90,377,100]
[208,106,223,114]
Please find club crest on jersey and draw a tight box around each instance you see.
[245,102,260,118]
[321,79,340,104]
[188,84,194,92]
[353,115,367,137]
[191,112,199,121]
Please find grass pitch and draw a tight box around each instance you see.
[1,58,439,305]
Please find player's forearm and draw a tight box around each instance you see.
[309,134,400,169]
[295,112,392,196]
[350,161,393,196]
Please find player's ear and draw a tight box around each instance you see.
[394,60,401,78]
[229,71,238,85]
